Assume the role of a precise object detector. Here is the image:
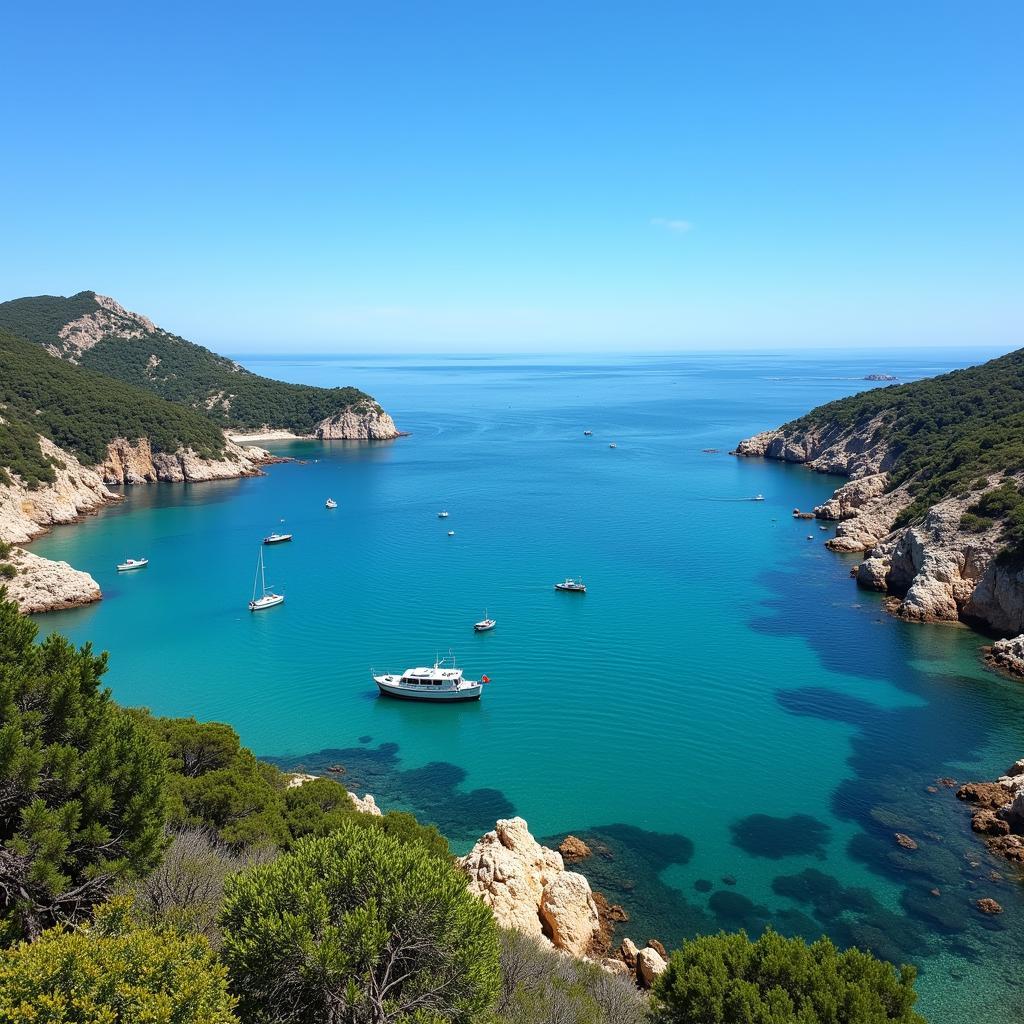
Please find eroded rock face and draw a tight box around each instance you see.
[958,760,1024,863]
[99,437,272,485]
[52,293,157,361]
[459,817,600,956]
[314,406,399,441]
[3,548,101,613]
[0,437,117,545]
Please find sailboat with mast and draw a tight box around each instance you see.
[248,547,284,611]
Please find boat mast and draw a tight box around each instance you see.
[260,548,268,596]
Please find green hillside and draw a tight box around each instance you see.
[0,292,382,434]
[781,347,1024,556]
[0,329,226,487]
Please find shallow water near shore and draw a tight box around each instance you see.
[33,350,1024,1022]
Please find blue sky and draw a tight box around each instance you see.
[2,2,1021,352]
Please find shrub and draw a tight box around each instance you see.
[0,564,15,580]
[651,929,925,1024]
[220,822,500,1023]
[0,909,237,1022]
[0,594,166,942]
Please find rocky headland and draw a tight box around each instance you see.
[733,350,1024,675]
[957,759,1024,865]
[459,817,667,987]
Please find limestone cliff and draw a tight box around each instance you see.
[735,422,1024,658]
[98,436,272,484]
[313,405,400,441]
[2,548,102,613]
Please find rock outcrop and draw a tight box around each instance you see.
[459,817,601,957]
[280,773,382,816]
[51,293,157,361]
[313,406,400,441]
[736,420,1024,645]
[3,548,101,613]
[957,760,1024,863]
[635,946,669,988]
[98,437,272,484]
[985,635,1024,677]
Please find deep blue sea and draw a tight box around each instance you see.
[32,351,1024,1023]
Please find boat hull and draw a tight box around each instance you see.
[117,561,148,572]
[263,536,292,544]
[374,679,481,702]
[249,595,284,611]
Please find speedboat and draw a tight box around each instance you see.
[448,530,456,536]
[117,557,148,572]
[583,430,593,436]
[373,657,485,702]
[474,611,496,632]
[608,443,617,449]
[752,494,764,502]
[438,510,450,518]
[263,532,293,544]
[554,577,586,593]
[248,548,284,611]
[325,498,338,509]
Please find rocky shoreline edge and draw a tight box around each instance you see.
[732,425,1024,680]
[1,411,402,614]
[957,759,1024,873]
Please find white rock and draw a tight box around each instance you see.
[4,548,101,613]
[636,946,668,988]
[348,792,382,816]
[538,871,601,957]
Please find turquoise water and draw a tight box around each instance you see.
[33,352,1024,1022]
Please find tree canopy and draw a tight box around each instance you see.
[651,929,925,1024]
[0,594,167,942]
[220,823,500,1024]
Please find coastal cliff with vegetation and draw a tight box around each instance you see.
[0,292,401,613]
[0,291,400,440]
[734,348,1024,664]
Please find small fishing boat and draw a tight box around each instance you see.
[325,498,338,509]
[554,577,586,593]
[474,611,496,632]
[373,656,485,702]
[248,548,284,611]
[116,557,148,572]
[438,510,450,518]
[583,430,593,436]
[608,443,617,449]
[752,494,764,502]
[263,532,293,545]
[448,530,456,536]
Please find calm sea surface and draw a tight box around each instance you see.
[33,352,1024,1022]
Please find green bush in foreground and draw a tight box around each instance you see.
[0,595,166,942]
[651,929,925,1024]
[220,822,500,1024]
[0,904,237,1023]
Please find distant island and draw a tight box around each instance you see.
[0,291,401,613]
[734,347,1024,671]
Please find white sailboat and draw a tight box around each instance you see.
[248,547,284,611]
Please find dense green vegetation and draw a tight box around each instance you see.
[651,930,924,1024]
[221,824,500,1023]
[783,347,1024,557]
[0,594,926,1023]
[0,292,380,435]
[0,328,226,486]
[0,597,167,942]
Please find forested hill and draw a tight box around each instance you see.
[0,291,392,435]
[0,328,227,486]
[777,347,1024,522]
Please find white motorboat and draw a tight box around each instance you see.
[474,611,496,632]
[554,577,586,593]
[608,443,617,449]
[438,510,450,518]
[263,532,293,545]
[248,547,284,611]
[448,530,456,536]
[117,557,148,572]
[752,494,765,502]
[583,430,593,436]
[325,498,338,509]
[373,656,485,702]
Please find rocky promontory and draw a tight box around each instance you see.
[734,350,1024,671]
[98,436,272,484]
[957,759,1024,864]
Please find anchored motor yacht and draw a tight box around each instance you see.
[325,498,338,509]
[263,532,293,544]
[373,657,485,702]
[554,577,586,593]
[117,557,148,572]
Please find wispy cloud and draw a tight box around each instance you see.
[651,217,693,234]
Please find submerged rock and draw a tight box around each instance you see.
[559,835,593,862]
[976,897,1003,915]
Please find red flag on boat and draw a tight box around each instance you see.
[481,674,491,683]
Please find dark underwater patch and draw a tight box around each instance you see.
[730,813,831,859]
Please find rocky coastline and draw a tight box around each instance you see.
[957,759,1024,866]
[733,423,1024,674]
